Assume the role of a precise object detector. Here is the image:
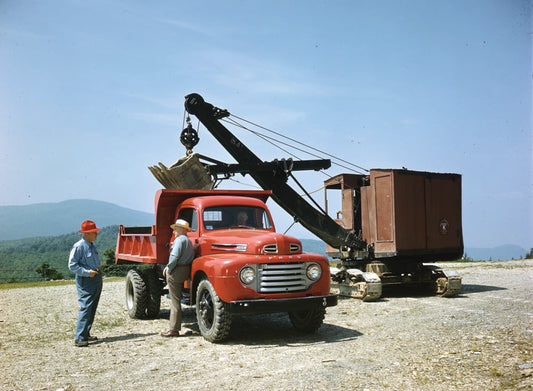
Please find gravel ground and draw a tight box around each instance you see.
[1,260,532,391]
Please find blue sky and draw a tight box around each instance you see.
[1,0,531,249]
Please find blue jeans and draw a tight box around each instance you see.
[75,274,102,341]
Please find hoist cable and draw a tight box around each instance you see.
[283,218,299,235]
[222,117,366,175]
[229,113,369,173]
[288,172,328,216]
[224,117,358,176]
[224,117,301,160]
[303,185,326,196]
[227,177,262,189]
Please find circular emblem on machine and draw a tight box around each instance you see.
[439,219,449,235]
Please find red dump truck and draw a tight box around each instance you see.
[115,188,337,342]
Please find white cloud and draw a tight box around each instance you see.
[155,17,217,37]
[192,49,325,97]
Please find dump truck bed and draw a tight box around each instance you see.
[115,189,272,264]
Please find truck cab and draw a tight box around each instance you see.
[116,189,337,342]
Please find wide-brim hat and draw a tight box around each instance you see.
[170,219,191,231]
[78,220,101,233]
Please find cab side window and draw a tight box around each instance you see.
[177,208,198,232]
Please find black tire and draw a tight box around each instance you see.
[195,278,232,342]
[125,269,148,319]
[142,268,162,319]
[288,304,326,333]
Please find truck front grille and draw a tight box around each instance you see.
[258,263,307,293]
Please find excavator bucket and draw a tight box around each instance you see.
[148,153,214,190]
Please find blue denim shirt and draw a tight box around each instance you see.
[68,238,101,277]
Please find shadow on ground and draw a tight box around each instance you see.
[94,333,158,344]
[150,307,361,346]
[380,283,506,299]
[460,284,507,294]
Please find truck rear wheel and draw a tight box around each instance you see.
[125,269,148,319]
[196,278,231,342]
[142,268,162,319]
[288,304,326,333]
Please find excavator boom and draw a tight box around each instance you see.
[184,93,367,254]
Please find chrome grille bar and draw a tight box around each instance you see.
[258,263,307,293]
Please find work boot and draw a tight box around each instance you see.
[160,330,180,337]
[74,339,89,347]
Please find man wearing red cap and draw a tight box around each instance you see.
[68,220,103,347]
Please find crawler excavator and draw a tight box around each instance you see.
[149,93,463,301]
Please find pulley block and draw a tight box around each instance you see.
[180,122,199,151]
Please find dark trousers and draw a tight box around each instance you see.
[167,265,190,332]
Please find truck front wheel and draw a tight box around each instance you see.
[125,269,148,319]
[288,304,326,333]
[196,278,231,342]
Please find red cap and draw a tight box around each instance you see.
[78,220,101,233]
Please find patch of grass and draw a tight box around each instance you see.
[0,277,124,290]
[452,262,531,270]
[95,316,127,330]
[0,280,75,290]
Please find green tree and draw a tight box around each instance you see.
[460,252,473,262]
[525,248,533,259]
[35,262,64,281]
[100,248,134,277]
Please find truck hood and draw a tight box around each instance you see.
[200,230,302,256]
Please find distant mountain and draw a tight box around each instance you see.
[0,199,154,241]
[300,239,327,256]
[464,245,528,261]
[301,239,528,261]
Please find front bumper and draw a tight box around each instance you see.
[230,294,338,315]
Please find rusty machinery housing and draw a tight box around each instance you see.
[324,170,463,263]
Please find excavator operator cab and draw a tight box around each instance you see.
[323,173,367,236]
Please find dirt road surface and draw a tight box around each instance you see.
[1,260,532,390]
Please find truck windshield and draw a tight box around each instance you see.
[203,206,272,231]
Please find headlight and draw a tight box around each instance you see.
[239,266,256,285]
[306,263,322,281]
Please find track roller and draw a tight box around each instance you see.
[330,267,382,301]
[424,265,462,297]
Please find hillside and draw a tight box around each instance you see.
[0,226,120,283]
[0,199,153,241]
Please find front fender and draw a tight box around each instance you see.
[191,253,260,303]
